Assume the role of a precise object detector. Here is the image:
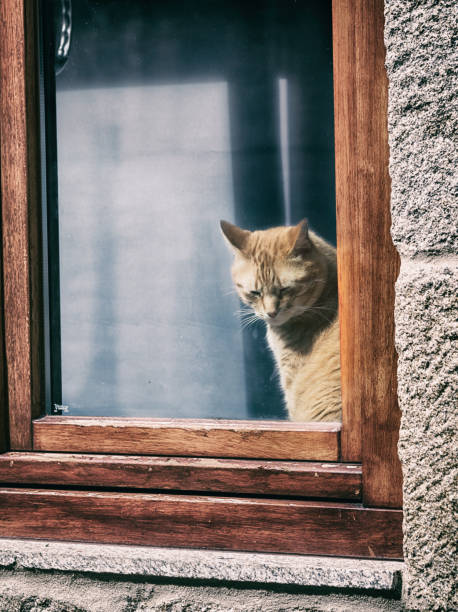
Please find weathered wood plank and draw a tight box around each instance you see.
[0,0,43,449]
[333,0,362,464]
[0,452,362,499]
[24,0,45,421]
[0,223,6,452]
[332,0,402,506]
[0,0,32,449]
[33,417,340,461]
[0,488,403,559]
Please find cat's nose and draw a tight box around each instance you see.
[264,296,279,319]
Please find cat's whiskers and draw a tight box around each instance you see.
[223,287,239,296]
[303,304,336,312]
[234,306,254,316]
[237,309,262,329]
[240,317,261,330]
[239,310,258,319]
[299,304,336,324]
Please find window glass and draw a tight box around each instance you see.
[41,0,336,419]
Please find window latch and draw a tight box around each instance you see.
[51,404,70,415]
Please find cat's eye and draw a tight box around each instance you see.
[250,290,261,297]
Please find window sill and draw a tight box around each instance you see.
[0,538,403,593]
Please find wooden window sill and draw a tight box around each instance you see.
[32,416,341,461]
[0,452,361,499]
[0,487,402,558]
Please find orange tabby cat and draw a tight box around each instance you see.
[221,219,341,422]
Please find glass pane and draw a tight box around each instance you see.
[41,0,338,420]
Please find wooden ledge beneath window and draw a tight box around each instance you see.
[32,416,341,461]
[0,452,361,499]
[0,488,402,559]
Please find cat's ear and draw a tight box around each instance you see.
[220,220,250,254]
[289,219,312,256]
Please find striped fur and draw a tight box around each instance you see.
[221,219,341,422]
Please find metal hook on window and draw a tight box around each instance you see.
[55,0,72,75]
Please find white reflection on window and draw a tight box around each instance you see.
[278,77,291,226]
[56,82,247,417]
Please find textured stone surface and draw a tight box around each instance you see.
[395,262,458,611]
[0,569,404,612]
[385,1,457,609]
[386,5,458,609]
[385,0,458,257]
[0,539,403,592]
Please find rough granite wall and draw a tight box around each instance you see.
[384,1,458,610]
[0,569,404,612]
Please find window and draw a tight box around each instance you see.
[0,0,402,559]
[44,0,336,421]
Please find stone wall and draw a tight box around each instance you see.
[0,542,404,612]
[384,1,457,610]
[0,569,404,612]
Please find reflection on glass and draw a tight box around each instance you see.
[44,0,336,419]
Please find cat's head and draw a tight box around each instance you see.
[220,219,328,327]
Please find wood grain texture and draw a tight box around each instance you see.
[0,452,362,499]
[332,0,402,507]
[0,158,7,451]
[0,243,7,452]
[0,0,32,449]
[0,0,43,448]
[33,417,340,461]
[0,488,403,559]
[24,0,45,421]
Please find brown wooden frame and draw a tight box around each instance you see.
[0,0,403,559]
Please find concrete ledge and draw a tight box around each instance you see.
[0,539,403,592]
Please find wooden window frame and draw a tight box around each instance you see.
[0,0,403,559]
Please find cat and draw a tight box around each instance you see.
[221,219,341,422]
